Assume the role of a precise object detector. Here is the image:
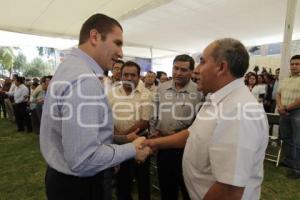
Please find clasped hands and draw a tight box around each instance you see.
[132,131,162,163]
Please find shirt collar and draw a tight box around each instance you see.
[16,84,24,88]
[167,80,193,93]
[69,48,104,76]
[290,73,300,78]
[118,83,143,95]
[207,78,244,104]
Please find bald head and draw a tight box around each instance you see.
[210,38,249,78]
[197,38,249,94]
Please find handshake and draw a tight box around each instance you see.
[133,137,152,163]
[132,136,159,163]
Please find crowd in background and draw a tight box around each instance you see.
[0,53,299,200]
[0,74,52,133]
[0,65,283,135]
[1,12,299,200]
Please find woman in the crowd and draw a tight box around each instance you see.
[263,73,275,112]
[252,74,266,103]
[246,73,257,92]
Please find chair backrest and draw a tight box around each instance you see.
[266,113,280,125]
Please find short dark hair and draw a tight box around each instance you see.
[32,82,39,87]
[41,75,52,83]
[290,55,300,62]
[211,38,249,78]
[16,76,25,84]
[12,74,18,79]
[121,61,141,77]
[173,54,195,70]
[40,76,47,83]
[115,60,124,65]
[32,77,40,84]
[146,71,156,76]
[79,13,122,45]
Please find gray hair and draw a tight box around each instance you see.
[211,38,249,78]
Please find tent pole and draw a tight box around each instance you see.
[150,47,153,71]
[280,0,297,79]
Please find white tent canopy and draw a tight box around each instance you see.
[0,0,300,58]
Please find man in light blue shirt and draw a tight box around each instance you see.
[40,13,150,200]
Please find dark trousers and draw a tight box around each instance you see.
[157,149,190,200]
[0,97,6,118]
[280,109,300,174]
[45,166,106,200]
[116,158,150,200]
[30,108,40,134]
[103,168,113,200]
[14,102,32,132]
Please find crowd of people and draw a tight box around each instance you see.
[0,13,300,200]
[244,69,280,113]
[0,62,283,136]
[0,75,52,133]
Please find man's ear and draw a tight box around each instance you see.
[89,29,99,46]
[216,60,229,76]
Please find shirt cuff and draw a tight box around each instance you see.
[118,143,136,162]
[216,173,247,187]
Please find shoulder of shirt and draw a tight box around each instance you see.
[185,81,198,92]
[135,84,151,96]
[107,85,124,99]
[157,80,172,91]
[224,85,258,105]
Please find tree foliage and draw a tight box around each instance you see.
[0,47,15,77]
[0,47,54,78]
[13,53,27,72]
[24,58,51,77]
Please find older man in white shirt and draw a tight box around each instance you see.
[143,38,268,200]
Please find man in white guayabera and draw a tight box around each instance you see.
[143,38,268,200]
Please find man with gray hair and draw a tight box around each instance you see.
[143,38,268,200]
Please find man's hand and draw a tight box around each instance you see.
[126,129,139,142]
[278,105,289,115]
[142,139,158,154]
[148,130,161,139]
[133,137,151,163]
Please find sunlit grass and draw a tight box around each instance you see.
[1,118,300,200]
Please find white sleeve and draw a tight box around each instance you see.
[209,107,267,187]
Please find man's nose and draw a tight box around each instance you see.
[175,70,183,76]
[118,48,123,59]
[126,75,133,80]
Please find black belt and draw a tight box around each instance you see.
[47,166,108,181]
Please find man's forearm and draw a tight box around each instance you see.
[276,92,282,108]
[113,135,129,144]
[203,181,244,200]
[155,129,189,149]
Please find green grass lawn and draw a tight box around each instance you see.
[1,118,300,200]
